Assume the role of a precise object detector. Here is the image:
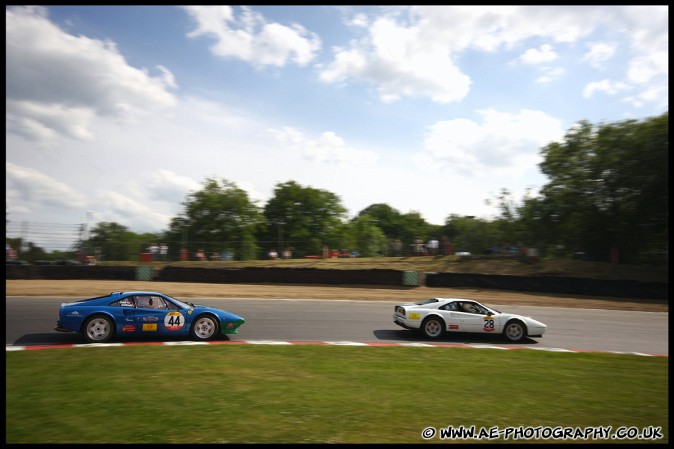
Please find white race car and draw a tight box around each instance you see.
[393,298,547,342]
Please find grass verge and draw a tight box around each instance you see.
[6,345,668,444]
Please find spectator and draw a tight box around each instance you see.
[159,243,168,261]
[442,236,453,256]
[414,238,424,256]
[282,248,292,259]
[6,244,17,261]
[427,238,439,256]
[268,249,278,259]
[195,249,206,261]
[148,243,159,261]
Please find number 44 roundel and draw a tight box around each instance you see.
[164,312,184,331]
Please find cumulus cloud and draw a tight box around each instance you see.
[518,44,558,65]
[94,189,173,230]
[318,5,602,104]
[318,5,667,110]
[182,5,321,67]
[413,109,564,175]
[582,42,617,68]
[583,79,631,98]
[143,169,203,204]
[319,14,471,104]
[270,127,379,166]
[6,162,88,212]
[5,5,178,142]
[535,67,566,84]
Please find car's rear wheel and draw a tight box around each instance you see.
[82,315,114,343]
[503,320,526,342]
[421,316,445,339]
[191,315,219,341]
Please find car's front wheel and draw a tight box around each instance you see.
[421,316,445,339]
[503,320,526,342]
[190,315,219,341]
[82,315,114,343]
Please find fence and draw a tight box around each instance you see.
[5,221,84,253]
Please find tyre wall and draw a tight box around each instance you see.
[5,265,137,280]
[424,272,667,300]
[155,266,405,286]
[5,264,668,300]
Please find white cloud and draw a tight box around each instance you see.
[413,109,565,175]
[144,169,203,204]
[623,84,668,109]
[518,44,558,65]
[320,15,471,104]
[535,67,566,84]
[582,42,617,68]
[5,6,178,143]
[270,127,379,166]
[6,162,88,212]
[627,52,669,85]
[94,189,173,230]
[319,5,608,104]
[583,79,631,98]
[182,5,321,67]
[6,100,96,142]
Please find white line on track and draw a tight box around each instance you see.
[4,341,667,356]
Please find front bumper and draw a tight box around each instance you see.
[221,319,245,335]
[527,324,547,338]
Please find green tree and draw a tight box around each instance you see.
[356,204,405,239]
[538,113,668,263]
[398,211,435,253]
[262,181,348,257]
[172,178,263,260]
[347,213,387,257]
[84,222,148,261]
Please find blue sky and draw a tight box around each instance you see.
[6,5,669,249]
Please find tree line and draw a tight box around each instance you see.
[9,113,668,265]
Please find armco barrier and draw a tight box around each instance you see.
[424,272,667,300]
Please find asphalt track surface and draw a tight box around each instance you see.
[5,296,668,356]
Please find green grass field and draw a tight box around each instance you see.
[6,345,668,444]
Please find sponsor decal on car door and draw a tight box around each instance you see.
[454,311,485,333]
[133,295,170,333]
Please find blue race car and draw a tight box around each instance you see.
[55,291,245,343]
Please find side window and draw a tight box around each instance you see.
[460,302,479,314]
[151,296,168,310]
[136,296,152,309]
[440,302,457,311]
[112,298,135,307]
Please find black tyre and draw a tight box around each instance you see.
[82,315,115,343]
[503,320,526,342]
[190,315,219,341]
[421,316,445,339]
